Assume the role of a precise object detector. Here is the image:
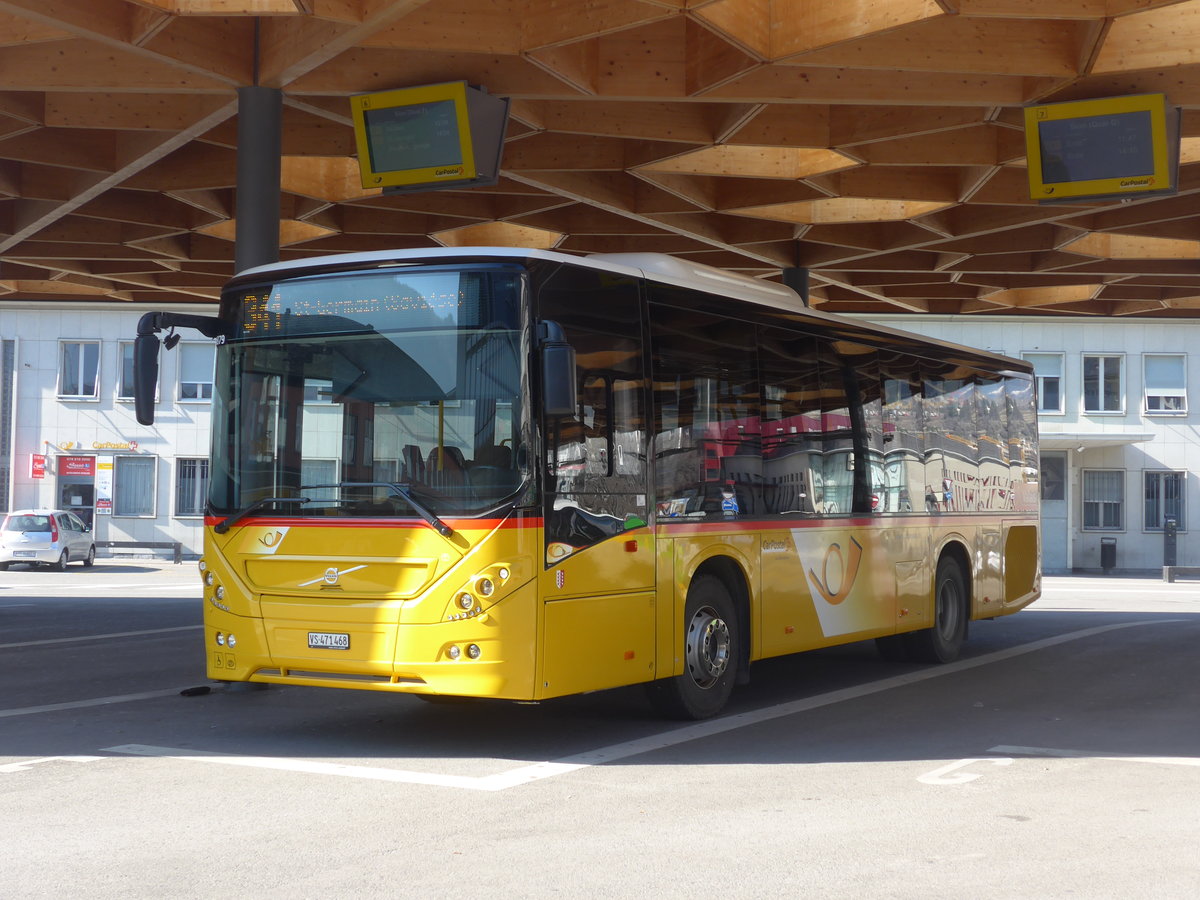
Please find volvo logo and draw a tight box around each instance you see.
[299,564,366,587]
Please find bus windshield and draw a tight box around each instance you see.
[209,265,528,519]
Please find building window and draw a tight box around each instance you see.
[1144,471,1185,531]
[1082,354,1124,414]
[114,456,156,517]
[59,341,100,399]
[1144,354,1186,414]
[1083,469,1124,530]
[179,343,215,401]
[300,458,338,502]
[117,341,160,402]
[118,342,136,400]
[1024,353,1064,414]
[175,458,209,517]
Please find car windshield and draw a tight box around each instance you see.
[209,265,529,519]
[2,515,51,532]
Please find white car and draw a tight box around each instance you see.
[0,509,96,570]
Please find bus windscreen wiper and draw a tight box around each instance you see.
[213,496,311,534]
[305,482,454,538]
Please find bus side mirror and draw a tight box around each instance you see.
[539,321,577,418]
[134,333,160,426]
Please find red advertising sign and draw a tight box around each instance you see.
[59,455,96,477]
[30,454,46,480]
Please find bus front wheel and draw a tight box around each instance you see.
[647,575,739,720]
[906,556,968,663]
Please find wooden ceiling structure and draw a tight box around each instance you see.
[4,0,1200,316]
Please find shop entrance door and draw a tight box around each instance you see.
[57,455,96,529]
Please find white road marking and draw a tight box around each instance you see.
[0,755,104,774]
[5,582,198,592]
[0,688,191,720]
[106,745,494,790]
[108,619,1185,792]
[991,745,1200,767]
[918,757,1013,785]
[0,625,201,650]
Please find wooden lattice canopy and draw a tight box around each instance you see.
[4,0,1200,316]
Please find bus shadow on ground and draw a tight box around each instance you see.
[9,608,1197,771]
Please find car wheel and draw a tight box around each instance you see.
[55,551,69,572]
[83,544,96,567]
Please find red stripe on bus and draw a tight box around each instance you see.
[203,515,542,530]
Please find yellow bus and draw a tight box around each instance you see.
[134,248,1039,719]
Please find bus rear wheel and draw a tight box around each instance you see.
[905,556,968,663]
[646,575,739,720]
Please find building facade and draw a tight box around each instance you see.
[869,315,1194,574]
[0,302,216,557]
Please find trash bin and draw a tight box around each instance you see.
[1100,537,1116,574]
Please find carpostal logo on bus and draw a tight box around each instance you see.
[435,166,465,178]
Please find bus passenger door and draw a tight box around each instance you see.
[536,267,655,698]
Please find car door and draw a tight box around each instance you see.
[60,513,87,558]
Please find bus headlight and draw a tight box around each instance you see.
[205,571,215,586]
[226,634,237,648]
[476,577,495,598]
[447,645,461,660]
[216,632,225,646]
[456,592,475,610]
[466,643,481,660]
[214,585,225,601]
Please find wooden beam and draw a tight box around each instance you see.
[1093,2,1200,74]
[288,47,583,96]
[792,17,1088,77]
[255,0,429,87]
[707,64,1038,105]
[690,0,771,59]
[518,0,674,51]
[0,95,235,253]
[770,0,945,59]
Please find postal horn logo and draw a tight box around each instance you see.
[808,537,863,606]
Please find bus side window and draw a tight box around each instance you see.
[760,328,821,515]
[649,296,759,518]
[536,264,648,556]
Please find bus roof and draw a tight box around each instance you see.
[231,247,1030,374]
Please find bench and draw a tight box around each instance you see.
[1163,566,1200,583]
[96,540,183,564]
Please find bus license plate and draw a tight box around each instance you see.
[308,632,350,650]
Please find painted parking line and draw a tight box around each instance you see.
[107,619,1186,792]
[991,745,1200,767]
[0,625,201,650]
[0,688,193,720]
[5,582,199,592]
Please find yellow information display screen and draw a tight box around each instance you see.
[1024,93,1176,201]
[350,82,478,189]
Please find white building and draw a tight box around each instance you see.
[0,302,216,558]
[869,315,1193,574]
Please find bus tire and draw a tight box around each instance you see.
[905,556,968,663]
[646,575,739,720]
